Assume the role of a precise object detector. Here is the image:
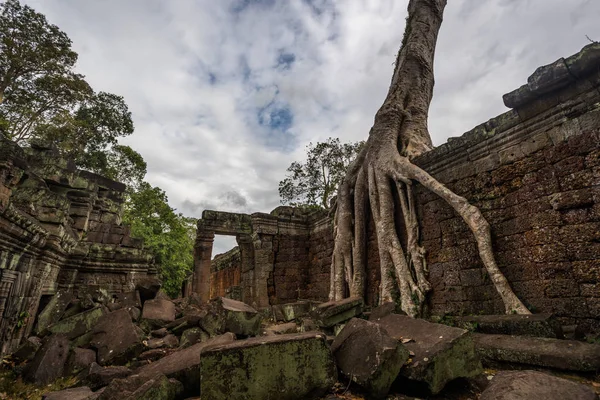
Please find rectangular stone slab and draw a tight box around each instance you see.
[376,314,482,394]
[453,313,563,338]
[310,296,363,328]
[200,332,337,400]
[473,333,600,371]
[47,306,105,339]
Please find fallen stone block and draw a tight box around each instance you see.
[139,348,169,362]
[90,308,144,365]
[376,314,482,394]
[310,296,363,328]
[24,334,69,385]
[12,336,41,362]
[135,277,162,303]
[200,332,337,400]
[135,332,235,396]
[67,347,96,374]
[142,298,176,324]
[473,333,600,371]
[265,322,298,335]
[48,306,106,339]
[115,291,142,309]
[200,297,262,337]
[179,327,208,348]
[369,302,406,322]
[480,370,598,400]
[332,318,409,399]
[151,327,168,338]
[272,301,313,322]
[35,290,73,335]
[42,386,94,400]
[98,373,183,400]
[454,313,564,338]
[85,362,132,390]
[146,334,179,349]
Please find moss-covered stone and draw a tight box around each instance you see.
[48,306,105,339]
[200,333,336,400]
[35,290,73,335]
[200,297,262,337]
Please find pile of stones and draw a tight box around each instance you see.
[7,290,600,400]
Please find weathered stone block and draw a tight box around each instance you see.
[98,373,183,400]
[332,318,409,399]
[35,290,73,335]
[200,333,336,400]
[376,314,482,394]
[85,362,132,390]
[454,313,564,338]
[142,299,176,323]
[67,347,97,374]
[24,334,69,385]
[42,387,95,400]
[90,308,144,366]
[272,301,313,322]
[310,296,363,328]
[48,306,106,339]
[179,327,209,348]
[200,297,262,337]
[11,336,41,362]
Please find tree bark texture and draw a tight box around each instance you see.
[329,0,530,316]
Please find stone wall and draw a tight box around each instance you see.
[210,247,241,299]
[0,141,155,355]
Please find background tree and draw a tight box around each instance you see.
[123,182,196,298]
[329,0,529,316]
[279,137,364,209]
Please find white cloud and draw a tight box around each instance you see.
[22,0,600,254]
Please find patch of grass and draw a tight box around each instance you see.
[0,368,78,400]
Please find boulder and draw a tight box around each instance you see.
[98,373,183,400]
[67,347,97,374]
[473,333,600,371]
[146,334,179,349]
[480,370,598,400]
[200,333,337,400]
[24,334,69,385]
[179,328,208,348]
[35,290,73,335]
[200,297,262,337]
[42,387,95,400]
[454,313,564,338]
[310,297,363,328]
[90,308,144,365]
[12,336,41,362]
[369,302,405,322]
[265,322,298,335]
[135,333,235,396]
[375,314,482,394]
[272,301,313,322]
[142,299,176,324]
[331,318,409,399]
[48,306,106,339]
[85,362,132,390]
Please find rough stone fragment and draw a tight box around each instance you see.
[480,370,598,400]
[48,306,106,339]
[473,333,600,371]
[12,336,41,362]
[265,322,298,335]
[90,308,144,365]
[376,314,482,394]
[146,334,179,349]
[135,333,235,396]
[67,347,97,374]
[98,373,183,400]
[151,327,168,338]
[127,306,141,322]
[454,313,564,338]
[115,291,141,309]
[272,301,313,322]
[138,348,169,361]
[42,387,94,400]
[200,297,262,337]
[299,318,319,332]
[85,362,132,390]
[35,290,73,335]
[24,334,70,385]
[200,332,337,400]
[179,327,208,348]
[331,318,409,399]
[369,302,406,322]
[136,277,162,303]
[142,299,176,323]
[310,296,363,328]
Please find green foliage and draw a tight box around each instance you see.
[123,182,196,298]
[279,137,364,209]
[16,311,28,329]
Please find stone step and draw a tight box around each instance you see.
[473,333,600,372]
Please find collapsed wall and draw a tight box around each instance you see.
[0,140,156,355]
[199,43,600,331]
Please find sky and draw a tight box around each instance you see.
[21,0,600,255]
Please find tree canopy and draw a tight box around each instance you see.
[279,137,364,209]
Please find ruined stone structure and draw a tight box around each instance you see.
[197,44,600,331]
[0,140,155,355]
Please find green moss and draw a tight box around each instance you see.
[0,368,79,400]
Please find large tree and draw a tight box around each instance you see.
[329,0,529,316]
[279,137,364,209]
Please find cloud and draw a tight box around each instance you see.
[22,0,600,259]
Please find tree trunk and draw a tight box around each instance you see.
[329,0,530,316]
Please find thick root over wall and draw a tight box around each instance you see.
[328,0,530,317]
